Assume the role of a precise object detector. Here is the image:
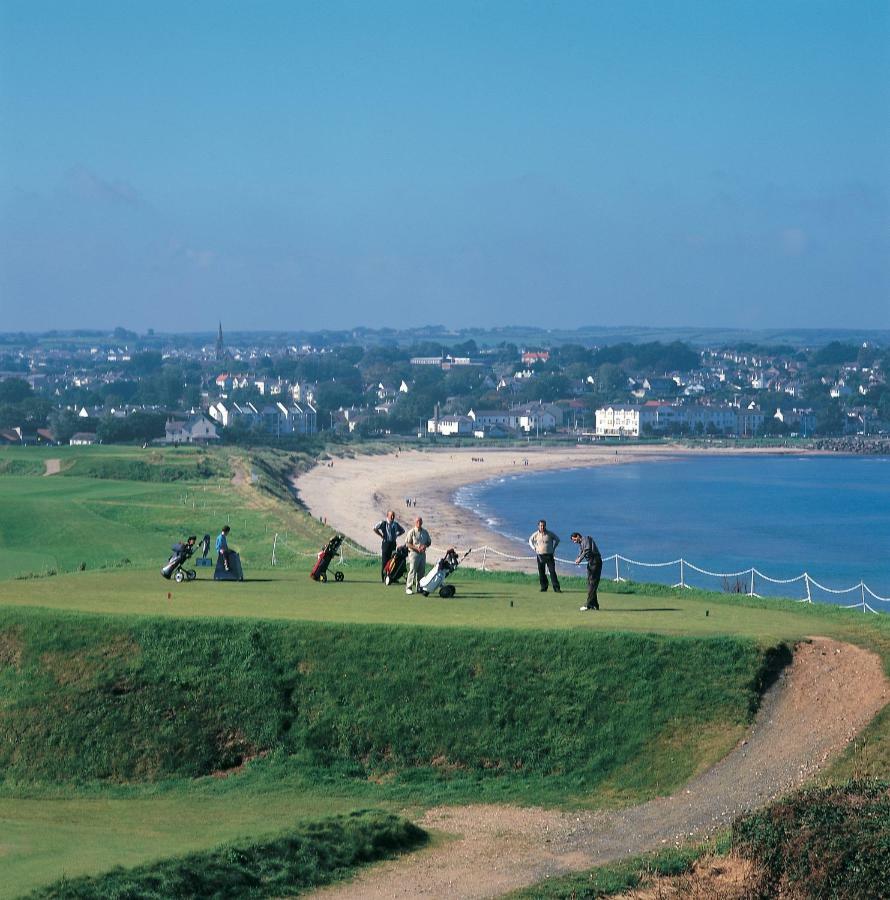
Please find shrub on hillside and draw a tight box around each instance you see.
[732,779,889,899]
[27,811,426,899]
[62,456,227,482]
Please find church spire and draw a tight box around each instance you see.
[215,321,224,361]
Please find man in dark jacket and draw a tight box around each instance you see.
[571,532,603,610]
[373,510,405,582]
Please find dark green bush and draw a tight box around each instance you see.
[732,779,890,899]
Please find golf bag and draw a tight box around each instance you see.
[383,545,409,585]
[213,550,244,581]
[310,534,345,582]
[194,534,213,569]
[418,548,469,598]
[161,539,197,583]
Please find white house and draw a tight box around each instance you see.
[427,415,474,436]
[164,415,219,444]
[291,381,318,404]
[595,405,642,436]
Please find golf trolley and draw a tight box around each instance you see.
[161,539,198,583]
[310,534,345,582]
[417,548,470,598]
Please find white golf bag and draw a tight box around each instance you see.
[418,548,468,597]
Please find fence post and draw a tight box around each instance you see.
[615,554,620,582]
[271,533,278,567]
[861,581,866,613]
[804,573,812,603]
[674,559,686,589]
[748,568,756,597]
[480,546,488,572]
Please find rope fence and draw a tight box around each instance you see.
[268,536,888,614]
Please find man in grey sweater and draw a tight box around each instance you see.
[528,519,561,592]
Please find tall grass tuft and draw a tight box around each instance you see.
[26,810,427,899]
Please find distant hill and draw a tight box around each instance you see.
[2,324,889,350]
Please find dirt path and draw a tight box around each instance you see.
[43,458,60,476]
[310,638,888,899]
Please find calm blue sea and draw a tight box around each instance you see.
[454,455,890,606]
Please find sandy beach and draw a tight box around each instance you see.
[294,444,803,572]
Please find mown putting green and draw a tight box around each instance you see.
[0,445,888,898]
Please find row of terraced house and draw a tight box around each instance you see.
[595,402,816,437]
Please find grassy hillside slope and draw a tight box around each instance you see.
[0,608,776,796]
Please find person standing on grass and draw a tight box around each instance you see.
[404,516,431,595]
[528,519,561,592]
[571,532,603,611]
[216,525,232,571]
[373,509,405,582]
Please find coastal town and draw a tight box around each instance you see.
[1,325,888,447]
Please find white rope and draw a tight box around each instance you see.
[686,561,752,579]
[281,536,888,606]
[617,554,683,568]
[864,584,890,603]
[805,578,862,595]
[751,569,807,585]
[341,540,376,557]
[465,546,887,607]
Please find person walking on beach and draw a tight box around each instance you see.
[373,509,405,582]
[404,516,431,595]
[529,519,561,592]
[571,532,603,610]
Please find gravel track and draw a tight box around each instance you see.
[310,637,888,899]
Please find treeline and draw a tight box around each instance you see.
[0,378,51,431]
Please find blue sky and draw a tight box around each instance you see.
[1,0,888,332]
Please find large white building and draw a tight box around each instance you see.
[595,405,644,436]
[595,403,760,437]
[468,404,560,434]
